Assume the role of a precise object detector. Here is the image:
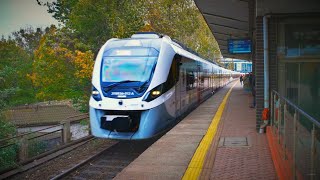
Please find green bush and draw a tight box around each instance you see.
[27,138,47,158]
[0,114,16,140]
[0,143,18,172]
[0,112,18,172]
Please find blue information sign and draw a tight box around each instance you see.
[228,39,252,54]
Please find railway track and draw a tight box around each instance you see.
[3,137,117,180]
[1,136,95,179]
[51,138,158,180]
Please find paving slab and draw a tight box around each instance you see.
[115,165,186,180]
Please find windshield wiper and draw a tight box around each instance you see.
[104,80,141,91]
[134,80,150,93]
[138,80,149,89]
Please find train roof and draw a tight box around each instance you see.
[106,38,162,50]
[108,32,208,62]
[104,32,237,73]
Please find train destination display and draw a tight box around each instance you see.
[228,39,252,54]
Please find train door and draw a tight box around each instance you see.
[174,55,182,118]
[180,56,193,115]
[197,63,201,104]
[219,69,222,88]
[211,67,214,92]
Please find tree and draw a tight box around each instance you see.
[184,14,221,61]
[0,38,35,107]
[71,50,94,111]
[0,38,29,148]
[141,0,220,61]
[42,0,144,53]
[43,0,221,60]
[37,0,79,24]
[30,27,74,100]
[30,26,94,111]
[12,27,47,54]
[142,0,199,39]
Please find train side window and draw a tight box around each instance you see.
[186,71,195,90]
[164,54,181,91]
[182,68,185,85]
[174,55,181,81]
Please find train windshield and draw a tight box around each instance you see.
[101,47,159,83]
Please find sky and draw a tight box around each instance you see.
[0,0,59,38]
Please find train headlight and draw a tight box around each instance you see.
[92,86,102,101]
[151,90,161,96]
[143,84,163,102]
[92,90,99,95]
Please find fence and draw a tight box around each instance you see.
[0,114,90,173]
[269,90,320,180]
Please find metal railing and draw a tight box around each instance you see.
[0,114,89,173]
[270,90,320,180]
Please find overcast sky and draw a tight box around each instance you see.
[0,0,58,37]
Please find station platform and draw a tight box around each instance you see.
[114,81,277,180]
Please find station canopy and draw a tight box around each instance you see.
[194,0,252,60]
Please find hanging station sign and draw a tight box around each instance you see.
[228,39,252,54]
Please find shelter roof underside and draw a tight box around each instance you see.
[195,0,252,60]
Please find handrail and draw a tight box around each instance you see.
[0,124,62,143]
[272,90,320,128]
[27,129,62,141]
[66,113,89,120]
[0,113,89,143]
[0,128,61,148]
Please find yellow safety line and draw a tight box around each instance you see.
[182,82,237,180]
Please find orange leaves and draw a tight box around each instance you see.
[31,32,94,101]
[73,50,94,80]
[140,23,154,32]
[26,73,37,86]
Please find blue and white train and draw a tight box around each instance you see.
[89,32,239,140]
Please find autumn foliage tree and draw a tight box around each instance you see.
[184,15,221,61]
[43,0,221,60]
[30,27,94,111]
[42,0,144,53]
[142,0,199,39]
[140,0,220,60]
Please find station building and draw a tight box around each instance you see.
[220,58,253,73]
[194,0,320,129]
